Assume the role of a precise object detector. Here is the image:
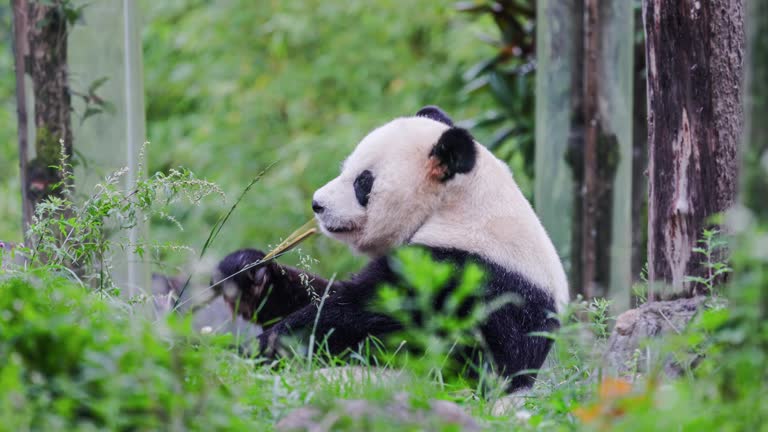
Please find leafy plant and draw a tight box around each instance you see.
[0,274,260,430]
[631,262,649,304]
[18,141,224,293]
[684,228,732,296]
[586,297,613,339]
[458,0,536,185]
[72,76,117,125]
[375,247,491,391]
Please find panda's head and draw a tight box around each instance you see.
[312,106,476,256]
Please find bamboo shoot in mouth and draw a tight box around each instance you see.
[263,218,318,261]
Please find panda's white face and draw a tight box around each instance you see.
[312,111,474,256]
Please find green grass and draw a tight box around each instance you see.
[3,255,765,431]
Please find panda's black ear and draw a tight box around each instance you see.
[428,127,477,182]
[416,105,454,126]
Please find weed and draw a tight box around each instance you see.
[684,229,732,296]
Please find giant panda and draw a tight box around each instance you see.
[213,106,569,391]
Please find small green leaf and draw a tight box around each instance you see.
[81,107,103,124]
[698,308,730,331]
[88,76,110,93]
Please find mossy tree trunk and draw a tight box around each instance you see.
[11,0,73,235]
[643,0,744,298]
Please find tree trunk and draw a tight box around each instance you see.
[581,0,600,299]
[742,3,768,220]
[565,0,623,300]
[16,0,73,215]
[10,0,32,239]
[631,4,648,304]
[644,0,744,298]
[565,0,586,298]
[742,1,768,318]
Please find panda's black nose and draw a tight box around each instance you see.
[311,200,325,214]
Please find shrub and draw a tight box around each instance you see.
[0,273,260,430]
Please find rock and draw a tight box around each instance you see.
[274,407,321,432]
[151,272,261,341]
[604,297,706,378]
[429,399,479,428]
[275,394,480,432]
[491,388,529,416]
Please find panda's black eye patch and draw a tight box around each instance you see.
[353,170,374,207]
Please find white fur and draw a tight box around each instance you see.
[313,116,569,310]
[212,268,240,302]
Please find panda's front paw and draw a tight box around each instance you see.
[256,327,281,359]
[213,248,273,322]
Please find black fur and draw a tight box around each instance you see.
[216,249,318,326]
[430,128,477,181]
[215,246,558,391]
[415,105,454,126]
[353,170,374,207]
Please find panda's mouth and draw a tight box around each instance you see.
[326,224,356,234]
[315,213,359,236]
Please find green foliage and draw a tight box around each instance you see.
[375,247,491,390]
[533,234,765,432]
[20,142,223,292]
[458,0,536,193]
[73,76,117,125]
[585,297,613,339]
[0,5,21,242]
[0,1,510,276]
[0,274,258,430]
[684,229,733,296]
[36,0,87,26]
[138,0,496,275]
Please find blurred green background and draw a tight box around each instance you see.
[0,1,526,277]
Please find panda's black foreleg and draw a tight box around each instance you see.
[215,248,341,327]
[255,256,403,357]
[256,294,402,357]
